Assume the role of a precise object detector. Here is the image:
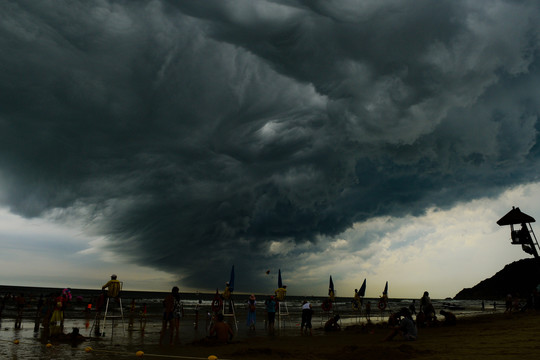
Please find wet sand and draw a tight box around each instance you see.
[163,311,540,360]
[1,299,539,359]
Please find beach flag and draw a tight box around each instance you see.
[383,281,388,295]
[278,269,283,288]
[359,278,366,297]
[229,265,235,293]
[329,276,334,296]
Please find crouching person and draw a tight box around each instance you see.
[384,307,417,341]
[209,314,234,344]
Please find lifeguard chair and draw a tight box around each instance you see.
[221,292,238,331]
[275,269,290,327]
[497,207,540,260]
[99,277,125,337]
[217,266,238,331]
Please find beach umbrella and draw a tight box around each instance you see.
[382,281,388,295]
[278,269,283,288]
[229,265,235,293]
[358,278,366,297]
[329,276,334,296]
[497,207,536,226]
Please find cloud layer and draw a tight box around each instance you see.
[1,0,540,293]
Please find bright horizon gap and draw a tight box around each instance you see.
[1,183,537,299]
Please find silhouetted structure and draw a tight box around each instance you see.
[497,207,540,260]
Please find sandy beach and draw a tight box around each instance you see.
[3,311,538,359]
[1,287,539,359]
[147,311,539,360]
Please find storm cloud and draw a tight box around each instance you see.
[1,0,540,292]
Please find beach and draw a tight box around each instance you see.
[2,312,539,359]
[156,312,540,360]
[1,287,539,359]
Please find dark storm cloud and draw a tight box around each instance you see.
[1,0,540,291]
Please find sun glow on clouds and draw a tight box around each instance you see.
[0,207,175,291]
[286,183,540,299]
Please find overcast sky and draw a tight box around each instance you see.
[1,0,540,299]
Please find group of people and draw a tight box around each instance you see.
[158,286,458,345]
[2,276,465,347]
[384,291,459,342]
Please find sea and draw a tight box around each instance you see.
[0,285,500,359]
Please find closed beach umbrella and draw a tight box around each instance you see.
[329,276,334,296]
[383,281,388,295]
[278,269,283,289]
[359,278,366,297]
[229,265,235,293]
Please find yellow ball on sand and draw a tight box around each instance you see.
[208,356,218,360]
[13,339,19,344]
[136,350,144,357]
[85,347,93,352]
[46,343,53,348]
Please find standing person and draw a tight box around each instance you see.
[420,291,431,312]
[265,296,277,334]
[34,294,44,332]
[505,294,513,313]
[49,295,64,337]
[84,301,92,330]
[512,294,521,312]
[246,294,256,331]
[15,293,26,329]
[300,300,313,335]
[93,290,107,336]
[420,291,435,324]
[0,293,10,318]
[102,274,121,299]
[409,299,416,315]
[365,301,371,320]
[353,289,361,311]
[128,299,136,330]
[160,286,182,346]
[195,295,202,329]
[139,303,147,333]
